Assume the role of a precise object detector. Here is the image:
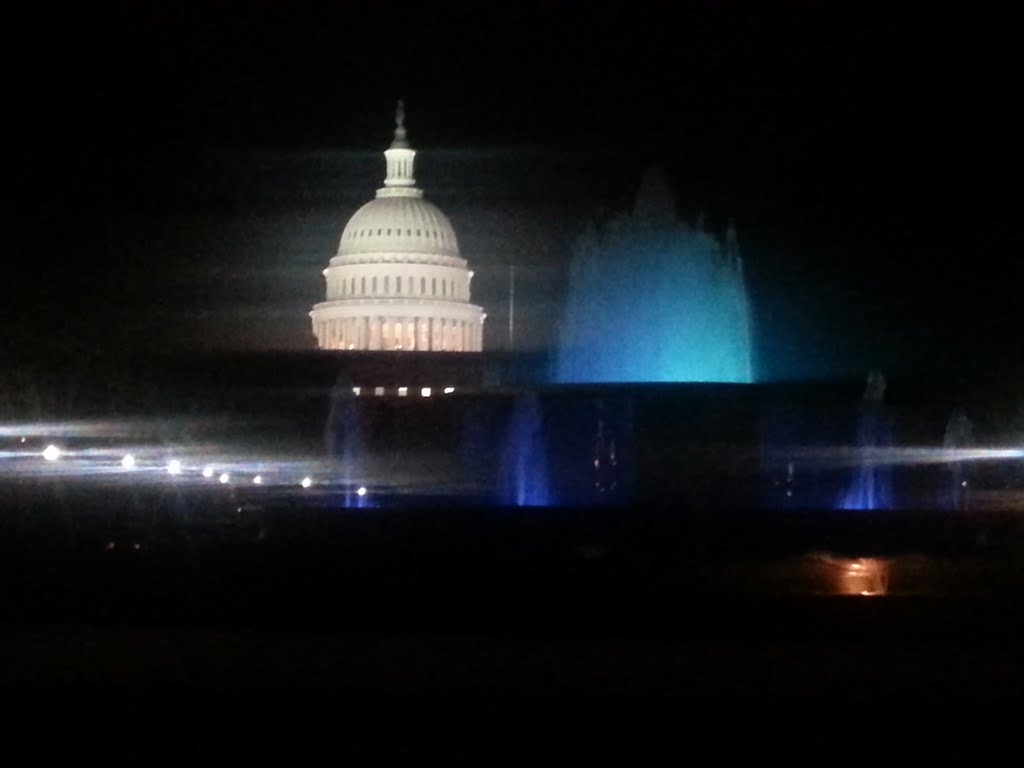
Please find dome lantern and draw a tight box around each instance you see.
[382,99,417,194]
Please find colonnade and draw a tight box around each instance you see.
[316,315,482,352]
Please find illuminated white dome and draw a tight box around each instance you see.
[310,101,486,353]
[338,196,460,260]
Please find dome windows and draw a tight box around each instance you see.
[338,200,460,257]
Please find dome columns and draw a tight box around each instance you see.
[313,309,485,352]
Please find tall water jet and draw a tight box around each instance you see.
[555,166,754,384]
[498,393,551,506]
[839,369,894,510]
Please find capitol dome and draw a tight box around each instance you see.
[338,196,460,260]
[310,102,486,353]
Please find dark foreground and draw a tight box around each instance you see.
[5,494,1024,763]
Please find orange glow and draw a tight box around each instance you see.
[822,556,890,596]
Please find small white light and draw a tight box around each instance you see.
[357,486,367,496]
[121,454,136,469]
[374,386,384,396]
[219,472,230,484]
[167,459,182,475]
[42,444,61,461]
[253,475,262,485]
[443,386,455,394]
[352,386,361,396]
[398,387,408,397]
[301,476,312,489]
[421,387,432,397]
[20,437,26,443]
[961,480,968,487]
[202,466,214,478]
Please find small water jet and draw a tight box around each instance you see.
[325,373,368,507]
[838,370,894,510]
[943,408,973,511]
[498,393,551,507]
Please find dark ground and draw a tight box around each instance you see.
[5,495,1024,763]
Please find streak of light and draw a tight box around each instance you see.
[0,417,248,439]
[770,445,1024,470]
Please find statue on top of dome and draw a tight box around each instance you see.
[391,99,408,148]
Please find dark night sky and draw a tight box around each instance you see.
[4,1,1021,389]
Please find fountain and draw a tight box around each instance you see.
[943,408,973,511]
[838,369,894,510]
[498,393,551,507]
[324,372,368,507]
[554,166,754,384]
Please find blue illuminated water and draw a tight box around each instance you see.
[839,453,893,511]
[498,393,551,506]
[555,168,754,384]
[838,372,894,510]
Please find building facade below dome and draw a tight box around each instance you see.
[311,102,486,352]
